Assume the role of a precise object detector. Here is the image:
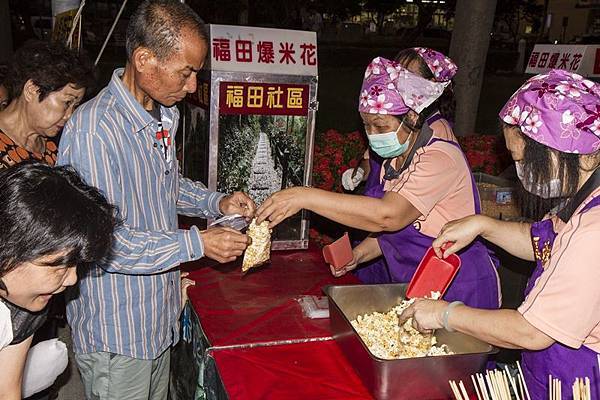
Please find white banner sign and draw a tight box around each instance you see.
[208,24,318,76]
[526,44,600,77]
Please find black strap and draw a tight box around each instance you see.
[557,167,600,222]
[383,122,434,180]
[2,299,48,344]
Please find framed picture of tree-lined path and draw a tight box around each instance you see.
[180,24,318,250]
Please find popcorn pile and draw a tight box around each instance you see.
[350,295,452,360]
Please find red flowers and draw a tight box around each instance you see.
[457,135,512,176]
[311,129,367,246]
[312,129,367,193]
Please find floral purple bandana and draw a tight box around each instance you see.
[358,57,449,116]
[499,69,600,154]
[414,47,458,82]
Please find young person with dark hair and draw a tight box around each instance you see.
[58,1,254,397]
[257,49,500,310]
[400,70,600,399]
[0,40,94,169]
[0,162,117,399]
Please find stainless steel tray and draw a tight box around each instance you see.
[324,283,497,400]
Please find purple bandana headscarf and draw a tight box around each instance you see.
[358,57,449,115]
[414,47,458,82]
[499,69,600,154]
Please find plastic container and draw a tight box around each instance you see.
[474,172,516,205]
[474,172,521,219]
[406,245,461,299]
[322,233,353,270]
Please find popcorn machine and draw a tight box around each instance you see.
[180,24,318,250]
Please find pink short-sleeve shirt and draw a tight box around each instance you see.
[382,119,477,238]
[518,188,600,352]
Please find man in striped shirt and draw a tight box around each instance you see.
[57,1,254,398]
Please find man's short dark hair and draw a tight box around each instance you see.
[126,0,207,60]
[5,40,94,101]
[0,163,119,290]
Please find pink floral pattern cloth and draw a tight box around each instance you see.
[358,57,449,116]
[414,47,458,82]
[499,69,600,154]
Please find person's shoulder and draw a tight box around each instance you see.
[73,87,116,121]
[574,192,600,231]
[64,87,121,141]
[417,138,462,168]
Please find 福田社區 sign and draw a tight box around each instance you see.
[219,82,309,116]
[208,25,317,76]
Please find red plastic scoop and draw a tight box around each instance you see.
[406,243,461,299]
[322,233,353,271]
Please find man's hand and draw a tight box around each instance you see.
[255,187,308,228]
[219,192,256,219]
[200,227,251,263]
[180,272,195,308]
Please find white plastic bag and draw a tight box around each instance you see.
[21,338,68,398]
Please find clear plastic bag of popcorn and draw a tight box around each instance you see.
[242,219,272,272]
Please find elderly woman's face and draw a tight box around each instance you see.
[28,83,85,138]
[0,251,77,312]
[360,112,414,145]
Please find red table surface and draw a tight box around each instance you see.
[211,339,374,400]
[212,340,477,400]
[185,246,359,347]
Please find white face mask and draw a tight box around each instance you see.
[515,161,562,199]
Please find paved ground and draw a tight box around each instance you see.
[52,326,85,400]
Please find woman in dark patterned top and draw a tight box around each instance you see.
[0,163,117,399]
[0,41,94,170]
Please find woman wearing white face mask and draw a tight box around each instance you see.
[399,70,600,399]
[256,49,500,310]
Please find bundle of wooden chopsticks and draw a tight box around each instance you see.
[449,362,530,400]
[449,362,594,400]
[548,375,592,400]
[570,377,591,400]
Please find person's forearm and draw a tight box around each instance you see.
[105,224,203,274]
[0,391,19,400]
[305,188,417,232]
[354,236,382,264]
[479,216,534,261]
[447,306,552,350]
[177,175,225,217]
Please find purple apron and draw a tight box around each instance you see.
[521,195,600,399]
[355,138,500,309]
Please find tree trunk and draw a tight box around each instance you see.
[449,0,497,136]
[377,12,385,34]
[239,0,249,25]
[0,0,11,64]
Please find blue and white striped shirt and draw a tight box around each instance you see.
[58,68,224,359]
